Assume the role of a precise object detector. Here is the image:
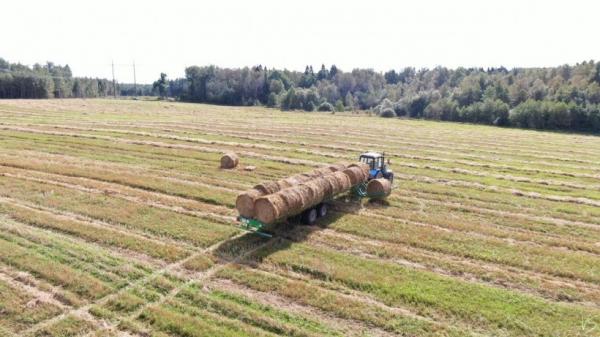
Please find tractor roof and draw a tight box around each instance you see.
[360,152,383,158]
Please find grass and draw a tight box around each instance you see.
[1,98,600,336]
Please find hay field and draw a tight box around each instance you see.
[0,98,599,336]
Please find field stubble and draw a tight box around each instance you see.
[0,99,599,336]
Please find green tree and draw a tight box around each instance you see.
[153,73,169,99]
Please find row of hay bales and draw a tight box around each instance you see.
[236,161,371,224]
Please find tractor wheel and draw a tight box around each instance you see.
[386,172,394,184]
[375,171,383,179]
[302,208,318,226]
[317,203,328,218]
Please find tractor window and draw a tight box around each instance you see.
[375,157,383,169]
[359,156,374,169]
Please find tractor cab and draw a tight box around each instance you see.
[359,152,393,183]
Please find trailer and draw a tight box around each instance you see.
[236,180,397,237]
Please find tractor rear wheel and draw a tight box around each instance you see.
[386,172,394,184]
[302,208,318,226]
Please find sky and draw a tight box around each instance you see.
[2,0,599,84]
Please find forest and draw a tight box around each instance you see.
[0,58,154,99]
[2,56,599,132]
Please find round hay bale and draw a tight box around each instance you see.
[349,162,370,179]
[279,188,306,215]
[330,171,351,193]
[313,176,334,197]
[235,189,264,218]
[328,161,353,172]
[221,153,239,169]
[366,178,392,199]
[302,167,332,179]
[275,180,293,191]
[302,180,325,204]
[343,166,366,185]
[254,181,279,195]
[255,194,286,224]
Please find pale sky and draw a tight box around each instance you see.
[2,0,598,84]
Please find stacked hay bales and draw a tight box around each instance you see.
[221,153,239,169]
[253,171,351,224]
[236,162,351,218]
[366,178,392,199]
[349,162,370,179]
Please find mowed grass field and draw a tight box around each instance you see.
[0,98,599,336]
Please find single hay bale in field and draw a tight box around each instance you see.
[221,153,239,169]
[366,178,392,199]
[254,181,280,195]
[349,162,370,179]
[236,189,264,218]
[343,166,366,185]
[255,194,287,224]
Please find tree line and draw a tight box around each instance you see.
[0,58,160,99]
[169,61,600,132]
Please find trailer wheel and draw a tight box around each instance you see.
[302,208,318,226]
[317,203,328,218]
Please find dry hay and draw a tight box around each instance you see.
[343,166,366,185]
[238,161,355,221]
[236,189,264,218]
[254,193,287,224]
[366,178,392,199]
[220,153,239,169]
[328,161,352,172]
[349,162,370,178]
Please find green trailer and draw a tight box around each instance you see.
[236,180,398,237]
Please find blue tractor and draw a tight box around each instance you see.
[359,152,393,183]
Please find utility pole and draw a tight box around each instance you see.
[133,61,137,99]
[112,60,116,98]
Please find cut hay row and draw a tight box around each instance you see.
[249,239,600,335]
[0,164,239,218]
[215,265,464,335]
[16,122,600,177]
[81,121,600,170]
[0,175,239,248]
[309,228,600,305]
[0,147,254,191]
[0,269,70,311]
[159,119,600,160]
[0,197,189,263]
[325,210,600,284]
[391,172,600,208]
[0,125,324,167]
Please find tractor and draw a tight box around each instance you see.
[358,152,393,183]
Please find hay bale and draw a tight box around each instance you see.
[279,188,306,214]
[366,178,392,199]
[349,162,370,179]
[236,189,264,218]
[343,166,366,185]
[255,194,286,224]
[221,153,239,169]
[327,161,352,172]
[330,171,351,193]
[302,180,325,204]
[302,167,332,179]
[254,181,280,195]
